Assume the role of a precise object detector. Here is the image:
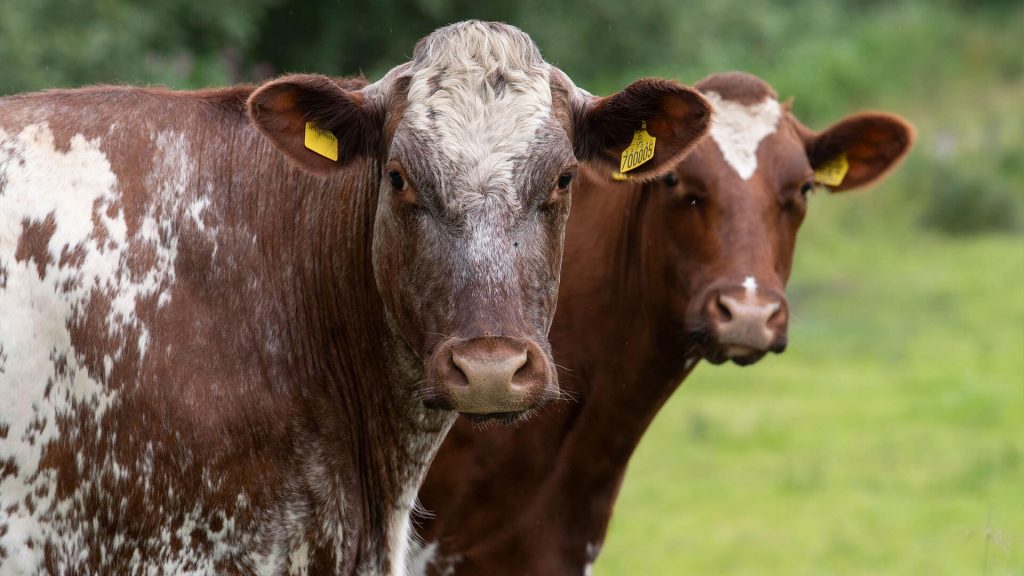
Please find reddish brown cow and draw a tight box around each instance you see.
[414,72,914,575]
[0,22,711,575]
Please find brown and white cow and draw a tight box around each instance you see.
[413,72,914,575]
[0,22,711,575]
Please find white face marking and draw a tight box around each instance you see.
[704,92,781,180]
[405,23,553,206]
[401,22,557,287]
[742,275,758,296]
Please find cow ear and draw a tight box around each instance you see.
[574,78,711,181]
[247,74,380,175]
[801,112,914,192]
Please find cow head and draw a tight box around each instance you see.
[641,72,913,366]
[247,21,710,417]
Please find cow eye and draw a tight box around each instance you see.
[800,182,815,197]
[388,170,406,192]
[556,172,573,190]
[663,172,680,187]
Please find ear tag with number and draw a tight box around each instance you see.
[619,121,656,173]
[814,152,849,187]
[305,122,339,162]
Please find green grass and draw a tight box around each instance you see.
[595,193,1024,575]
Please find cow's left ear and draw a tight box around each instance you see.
[574,78,712,181]
[247,74,381,175]
[800,112,915,192]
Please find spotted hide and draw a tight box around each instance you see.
[0,21,711,575]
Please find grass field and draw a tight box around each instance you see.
[595,190,1024,575]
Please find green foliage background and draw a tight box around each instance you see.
[1,1,1020,573]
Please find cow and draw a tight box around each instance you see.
[413,71,914,576]
[0,21,712,575]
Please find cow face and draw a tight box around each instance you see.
[247,21,710,417]
[644,72,913,366]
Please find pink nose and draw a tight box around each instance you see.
[429,336,555,414]
[706,287,788,355]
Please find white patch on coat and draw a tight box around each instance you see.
[407,540,460,576]
[584,541,602,576]
[187,196,211,232]
[406,541,437,576]
[0,124,197,572]
[387,510,412,576]
[704,92,781,180]
[1,124,122,573]
[683,356,700,372]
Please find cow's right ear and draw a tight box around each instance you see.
[247,74,380,175]
[573,78,712,181]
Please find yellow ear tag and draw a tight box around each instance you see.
[304,122,339,162]
[619,121,656,173]
[814,152,849,187]
[610,171,631,182]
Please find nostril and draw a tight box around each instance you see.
[768,301,787,326]
[451,343,528,390]
[448,351,471,387]
[510,348,535,387]
[716,297,733,321]
[509,352,528,383]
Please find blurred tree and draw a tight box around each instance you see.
[1,0,1020,236]
[247,0,678,87]
[0,0,278,93]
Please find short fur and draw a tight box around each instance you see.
[0,21,712,575]
[415,71,913,575]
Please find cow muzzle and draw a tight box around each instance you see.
[425,336,556,418]
[700,282,789,366]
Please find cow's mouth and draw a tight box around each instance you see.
[707,345,769,366]
[687,330,785,367]
[458,410,531,425]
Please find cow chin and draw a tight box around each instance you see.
[714,345,769,366]
[685,328,786,367]
[458,411,537,426]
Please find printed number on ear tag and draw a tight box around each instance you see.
[619,121,656,173]
[305,122,339,162]
[814,153,849,187]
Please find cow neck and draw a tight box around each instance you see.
[539,168,700,550]
[234,122,454,573]
[417,167,700,575]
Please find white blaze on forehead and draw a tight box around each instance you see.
[742,275,758,296]
[404,22,554,206]
[704,91,782,180]
[399,23,558,291]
